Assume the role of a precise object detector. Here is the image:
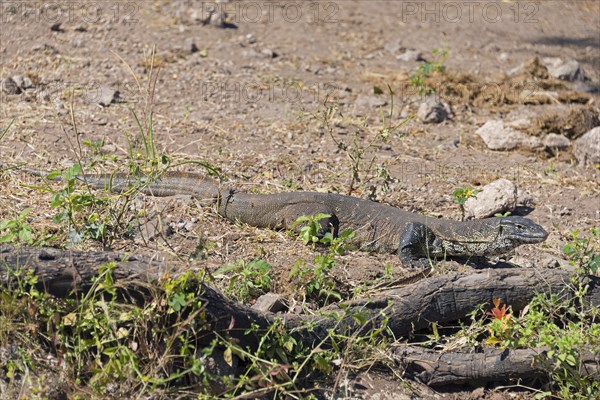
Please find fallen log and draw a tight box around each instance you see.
[1,245,599,387]
[287,267,600,345]
[394,344,600,387]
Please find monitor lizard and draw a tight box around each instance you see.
[1,166,549,268]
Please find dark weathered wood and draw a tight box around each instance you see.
[394,344,600,386]
[0,245,274,349]
[290,268,600,345]
[0,244,177,296]
[2,245,599,387]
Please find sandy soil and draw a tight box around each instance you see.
[1,1,599,398]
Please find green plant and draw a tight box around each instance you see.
[320,85,405,198]
[0,208,37,245]
[452,186,478,220]
[0,118,14,141]
[82,138,105,156]
[289,214,355,305]
[43,164,115,246]
[214,259,273,304]
[562,228,600,276]
[410,48,448,95]
[457,290,600,399]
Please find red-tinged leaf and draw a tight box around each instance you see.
[228,315,235,331]
[493,298,501,308]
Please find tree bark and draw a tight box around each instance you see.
[394,344,600,386]
[2,245,599,386]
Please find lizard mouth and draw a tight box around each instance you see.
[506,227,549,243]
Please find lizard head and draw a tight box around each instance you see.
[498,216,549,244]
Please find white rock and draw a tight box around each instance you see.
[543,133,571,150]
[543,57,586,81]
[574,126,600,167]
[476,120,542,151]
[464,179,518,219]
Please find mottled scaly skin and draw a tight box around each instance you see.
[1,166,549,266]
[76,172,548,266]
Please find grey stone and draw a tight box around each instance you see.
[251,293,287,313]
[94,86,120,107]
[571,80,599,94]
[22,77,34,89]
[1,77,20,94]
[464,179,518,219]
[543,57,586,81]
[354,94,387,113]
[574,126,600,167]
[10,75,24,88]
[476,120,542,151]
[246,33,256,44]
[31,43,59,54]
[11,75,34,90]
[516,188,535,207]
[396,49,424,62]
[260,48,276,58]
[384,38,402,54]
[417,97,452,124]
[242,48,276,59]
[543,133,571,151]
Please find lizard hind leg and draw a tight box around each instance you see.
[317,213,339,239]
[398,222,438,268]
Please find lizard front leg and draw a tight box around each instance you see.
[398,222,439,268]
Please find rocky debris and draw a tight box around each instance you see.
[1,77,21,94]
[543,57,586,81]
[509,56,549,79]
[11,75,34,90]
[383,38,423,61]
[134,214,173,243]
[510,254,569,270]
[241,48,277,59]
[245,33,256,44]
[31,43,59,54]
[516,188,535,208]
[193,0,230,27]
[476,120,542,151]
[417,97,452,123]
[573,126,600,167]
[464,179,518,219]
[384,38,402,54]
[50,22,63,32]
[543,133,571,153]
[354,94,387,114]
[185,39,199,53]
[397,49,424,62]
[93,86,120,107]
[251,293,287,313]
[1,75,35,95]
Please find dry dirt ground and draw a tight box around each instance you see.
[1,1,599,399]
